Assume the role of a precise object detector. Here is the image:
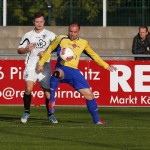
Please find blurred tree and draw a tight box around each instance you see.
[7,0,125,25]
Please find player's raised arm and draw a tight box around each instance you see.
[84,41,108,68]
[84,41,117,71]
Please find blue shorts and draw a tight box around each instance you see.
[57,65,90,90]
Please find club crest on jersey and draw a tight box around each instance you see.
[68,43,80,48]
[72,44,77,48]
[43,34,46,39]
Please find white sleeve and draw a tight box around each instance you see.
[47,31,57,43]
[51,32,57,41]
[18,33,30,48]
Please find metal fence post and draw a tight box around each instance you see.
[142,0,145,25]
[70,0,73,23]
[47,0,51,25]
[103,0,107,27]
[3,0,7,26]
[0,0,2,25]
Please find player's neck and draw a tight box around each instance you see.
[34,28,44,33]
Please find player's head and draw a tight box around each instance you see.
[139,25,149,40]
[33,12,45,32]
[68,21,80,41]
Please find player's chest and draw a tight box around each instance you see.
[60,40,85,53]
[29,34,50,48]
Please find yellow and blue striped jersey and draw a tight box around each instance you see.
[38,35,109,69]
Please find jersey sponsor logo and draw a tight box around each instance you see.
[36,39,46,48]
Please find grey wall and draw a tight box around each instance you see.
[0,26,140,60]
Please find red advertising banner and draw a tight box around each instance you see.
[0,60,150,107]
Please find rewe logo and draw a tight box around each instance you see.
[110,65,150,92]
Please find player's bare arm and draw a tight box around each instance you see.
[37,51,44,59]
[36,51,44,73]
[36,65,43,73]
[18,43,36,54]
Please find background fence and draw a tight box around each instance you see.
[0,0,150,26]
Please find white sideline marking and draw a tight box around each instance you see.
[2,126,149,129]
[47,126,150,129]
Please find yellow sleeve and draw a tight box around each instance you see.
[84,41,109,69]
[38,36,60,66]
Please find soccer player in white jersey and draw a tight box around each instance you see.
[18,12,57,124]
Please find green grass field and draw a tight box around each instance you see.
[0,106,150,150]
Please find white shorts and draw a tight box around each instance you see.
[24,62,51,89]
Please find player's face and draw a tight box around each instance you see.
[139,28,148,40]
[68,25,80,41]
[33,16,45,31]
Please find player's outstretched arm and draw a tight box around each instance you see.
[106,65,117,72]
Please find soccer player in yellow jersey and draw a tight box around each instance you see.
[37,22,117,124]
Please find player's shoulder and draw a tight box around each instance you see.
[58,35,68,38]
[23,30,34,37]
[78,37,88,43]
[134,33,140,39]
[42,29,57,41]
[44,29,55,35]
[43,29,56,37]
[56,35,68,41]
[78,37,87,41]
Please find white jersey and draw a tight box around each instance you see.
[18,29,56,69]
